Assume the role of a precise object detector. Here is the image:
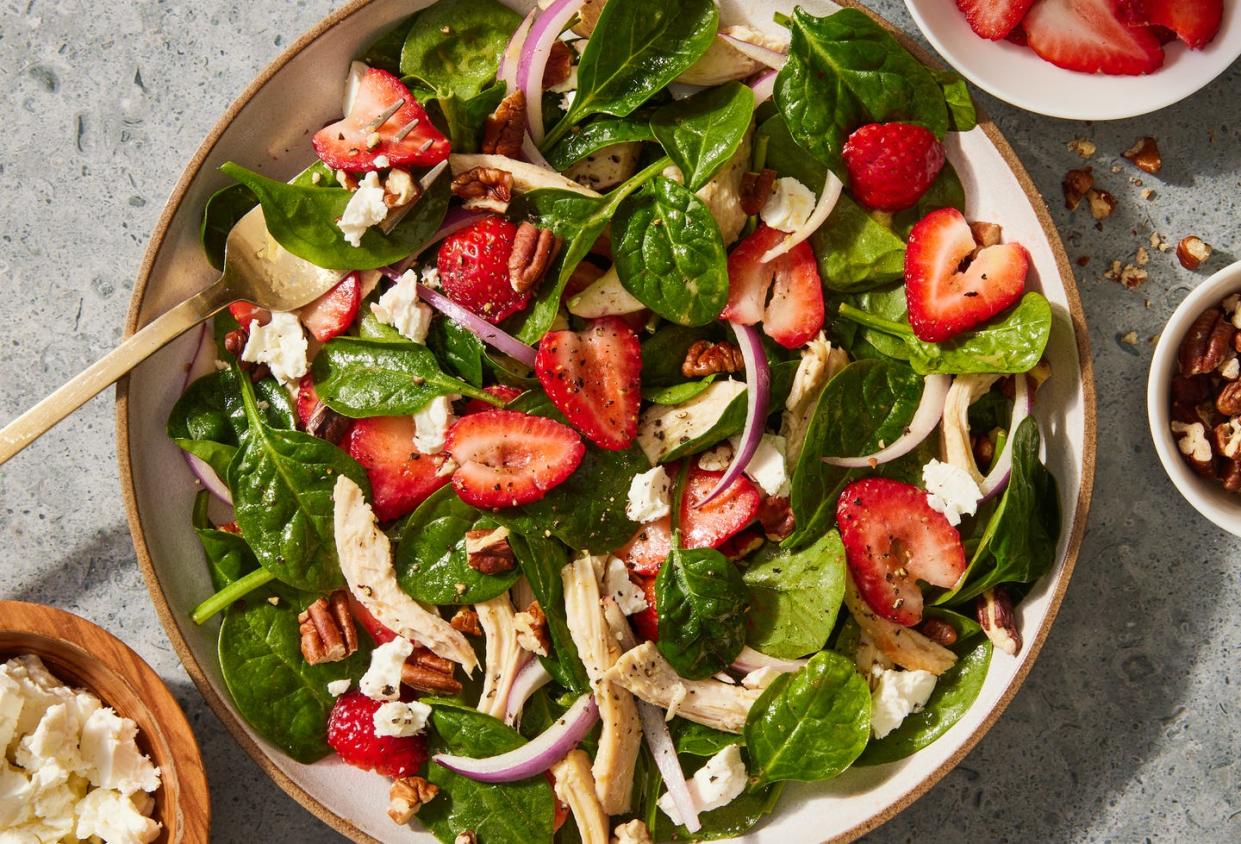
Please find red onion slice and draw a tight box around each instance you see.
[433,693,598,782]
[748,69,777,105]
[385,207,488,276]
[720,33,788,70]
[758,170,844,263]
[824,375,952,468]
[178,325,234,505]
[518,0,586,145]
[498,7,538,92]
[636,695,700,833]
[520,132,554,170]
[697,323,769,506]
[503,656,552,727]
[415,283,538,368]
[184,452,233,505]
[730,645,806,675]
[979,374,1031,500]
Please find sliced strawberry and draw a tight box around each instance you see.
[1124,0,1221,48]
[842,123,947,212]
[463,384,524,416]
[955,0,1037,38]
[348,594,398,646]
[327,691,429,777]
[722,225,825,349]
[342,416,452,522]
[228,301,270,329]
[1023,0,1164,75]
[680,462,762,550]
[312,68,448,173]
[1006,23,1030,44]
[296,375,320,428]
[300,272,361,343]
[616,517,673,577]
[536,318,642,451]
[905,207,1029,343]
[837,478,967,626]
[629,575,659,642]
[445,410,585,508]
[437,216,532,323]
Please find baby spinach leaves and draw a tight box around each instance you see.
[545,117,656,171]
[612,176,729,326]
[311,336,496,417]
[650,82,754,192]
[655,546,748,679]
[398,0,520,102]
[200,183,257,270]
[744,650,871,785]
[744,529,847,660]
[812,194,907,292]
[774,8,948,172]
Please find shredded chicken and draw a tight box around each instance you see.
[566,142,642,191]
[676,26,787,85]
[940,374,1000,484]
[605,643,762,734]
[781,332,850,465]
[551,750,611,844]
[843,575,957,676]
[662,127,752,247]
[475,593,524,719]
[450,154,600,198]
[332,476,476,672]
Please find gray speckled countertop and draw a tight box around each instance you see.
[1,0,1238,841]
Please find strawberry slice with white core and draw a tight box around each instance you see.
[342,415,452,522]
[905,207,1029,343]
[1123,0,1222,48]
[722,224,824,349]
[296,375,320,428]
[312,68,449,173]
[1023,0,1164,76]
[955,0,1037,39]
[300,272,361,343]
[463,384,524,416]
[445,410,585,508]
[536,317,642,451]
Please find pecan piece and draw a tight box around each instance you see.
[1214,419,1241,459]
[508,222,558,294]
[451,166,513,209]
[542,40,574,89]
[757,496,795,542]
[1217,382,1241,416]
[739,168,777,216]
[1170,375,1210,405]
[465,526,516,575]
[1172,420,1215,475]
[1122,136,1162,174]
[482,90,526,158]
[400,660,463,695]
[298,591,359,664]
[976,587,1021,657]
[1179,308,1233,376]
[1176,235,1212,270]
[303,400,352,444]
[514,601,550,656]
[918,617,958,647]
[681,340,745,377]
[1086,188,1116,221]
[388,776,439,824]
[969,220,1002,249]
[721,526,764,561]
[1222,458,1241,492]
[450,606,483,636]
[1062,167,1094,210]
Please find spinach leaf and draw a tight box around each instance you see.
[219,161,450,271]
[545,117,656,171]
[197,526,260,592]
[219,600,370,763]
[857,637,992,765]
[395,487,518,604]
[811,193,906,292]
[427,317,487,388]
[755,110,829,195]
[653,780,785,841]
[227,370,369,592]
[744,650,871,785]
[424,82,508,153]
[786,359,922,547]
[358,17,413,73]
[934,68,977,133]
[200,183,257,270]
[744,529,847,659]
[508,531,590,693]
[612,176,729,326]
[670,720,739,757]
[650,82,754,191]
[838,283,912,361]
[311,336,494,417]
[642,378,715,405]
[655,546,748,679]
[542,0,718,148]
[399,0,520,101]
[890,162,966,238]
[774,8,948,171]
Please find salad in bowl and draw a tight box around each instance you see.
[165,0,1068,840]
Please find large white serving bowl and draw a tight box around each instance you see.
[117,0,1096,840]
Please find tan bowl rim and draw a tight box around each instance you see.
[114,1,1098,840]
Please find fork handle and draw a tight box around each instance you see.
[0,279,232,466]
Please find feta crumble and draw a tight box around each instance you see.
[625,465,672,523]
[604,556,649,615]
[240,311,308,387]
[657,744,748,825]
[373,154,391,169]
[337,171,389,247]
[372,700,432,738]
[326,679,351,697]
[360,636,414,701]
[870,668,937,739]
[922,459,983,527]
[419,263,441,289]
[759,177,816,233]
[730,433,790,497]
[413,395,457,454]
[371,270,433,344]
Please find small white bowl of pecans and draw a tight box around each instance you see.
[1149,259,1241,535]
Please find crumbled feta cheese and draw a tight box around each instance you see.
[360,636,414,701]
[371,270,433,344]
[79,708,161,795]
[75,787,161,844]
[549,66,578,94]
[697,443,732,472]
[16,704,85,778]
[870,669,937,739]
[740,666,781,690]
[612,819,654,844]
[759,177,816,233]
[559,89,576,113]
[413,395,457,454]
[657,744,748,825]
[326,679,351,697]
[1171,421,1212,463]
[419,263,441,289]
[1220,356,1240,380]
[922,459,983,527]
[625,465,672,523]
[0,761,33,828]
[605,556,649,615]
[730,433,789,497]
[372,700,432,738]
[373,154,391,169]
[240,311,308,387]
[337,171,389,247]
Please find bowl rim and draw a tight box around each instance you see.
[1146,259,1241,537]
[114,1,1097,840]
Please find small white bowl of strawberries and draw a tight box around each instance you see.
[904,0,1241,120]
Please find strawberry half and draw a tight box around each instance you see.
[955,0,1037,38]
[629,575,659,642]
[327,691,429,777]
[616,517,673,576]
[296,375,320,428]
[1124,0,1221,48]
[842,123,947,212]
[342,415,452,522]
[300,272,361,343]
[347,594,398,646]
[463,384,524,416]
[445,410,585,508]
[722,225,825,349]
[1023,0,1164,75]
[536,317,642,451]
[437,216,533,324]
[905,207,1029,343]
[312,68,448,172]
[228,301,270,329]
[836,477,967,626]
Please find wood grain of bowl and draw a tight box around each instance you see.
[0,600,210,843]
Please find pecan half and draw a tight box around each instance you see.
[1217,382,1241,416]
[976,587,1021,657]
[1222,459,1241,492]
[918,618,958,647]
[514,601,550,656]
[757,496,795,542]
[450,606,483,636]
[304,400,352,444]
[542,41,574,89]
[1176,236,1212,270]
[451,166,513,209]
[1179,309,1234,376]
[465,526,516,575]
[682,340,744,377]
[508,222,557,294]
[1171,375,1210,405]
[1062,167,1094,210]
[298,591,359,664]
[400,660,463,695]
[1122,136,1162,174]
[388,776,439,825]
[739,168,777,216]
[482,90,526,158]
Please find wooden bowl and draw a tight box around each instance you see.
[0,601,210,842]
